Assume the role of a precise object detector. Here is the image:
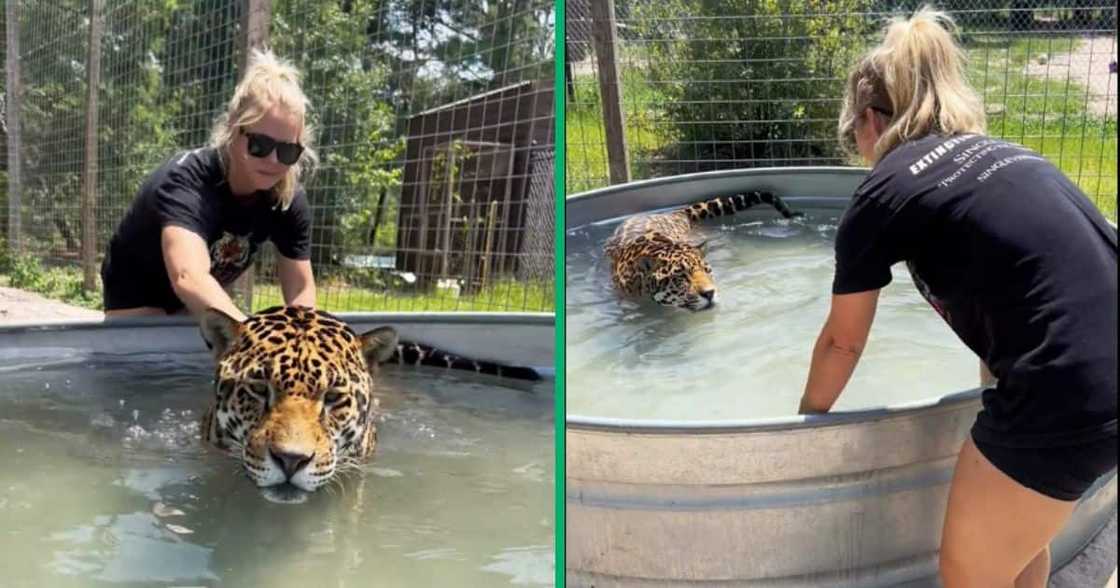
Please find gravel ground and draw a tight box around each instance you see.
[1024,35,1117,118]
[0,286,103,324]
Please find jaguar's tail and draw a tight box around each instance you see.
[684,190,801,223]
[385,341,543,381]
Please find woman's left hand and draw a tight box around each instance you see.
[799,290,880,414]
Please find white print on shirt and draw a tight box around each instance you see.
[937,141,1020,188]
[908,134,976,175]
[931,139,1042,188]
[976,154,1046,182]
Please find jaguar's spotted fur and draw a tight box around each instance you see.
[199,305,538,497]
[606,191,799,311]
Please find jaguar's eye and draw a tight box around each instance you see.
[322,391,344,405]
[246,382,269,399]
[216,380,236,398]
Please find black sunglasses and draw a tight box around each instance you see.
[241,129,304,165]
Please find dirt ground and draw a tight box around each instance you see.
[1024,35,1117,117]
[0,286,103,324]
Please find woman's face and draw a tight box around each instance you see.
[229,105,303,194]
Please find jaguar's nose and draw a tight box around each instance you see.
[270,447,314,479]
[699,288,716,302]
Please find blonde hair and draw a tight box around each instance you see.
[209,48,319,209]
[838,6,985,162]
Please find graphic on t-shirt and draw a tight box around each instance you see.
[209,231,255,285]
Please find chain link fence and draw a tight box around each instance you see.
[1,0,556,314]
[566,0,1117,219]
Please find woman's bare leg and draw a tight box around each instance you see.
[1015,548,1050,588]
[939,437,1077,587]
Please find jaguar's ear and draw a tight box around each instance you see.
[200,308,243,359]
[635,256,660,273]
[692,240,709,254]
[359,326,399,374]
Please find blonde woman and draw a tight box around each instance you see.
[101,48,319,321]
[798,7,1116,587]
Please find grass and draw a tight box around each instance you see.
[566,66,679,195]
[0,248,552,315]
[251,278,555,314]
[566,34,1117,219]
[0,256,103,311]
[967,34,1117,219]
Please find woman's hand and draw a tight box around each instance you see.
[799,290,880,414]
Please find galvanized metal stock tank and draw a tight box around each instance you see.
[565,168,1117,587]
[0,312,555,374]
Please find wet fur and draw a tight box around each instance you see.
[199,305,538,494]
[605,191,799,310]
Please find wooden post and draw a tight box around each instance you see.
[481,200,498,289]
[367,186,387,247]
[239,0,272,71]
[439,146,456,278]
[80,0,103,292]
[5,0,22,253]
[589,0,630,185]
[234,0,271,309]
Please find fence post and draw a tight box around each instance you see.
[80,0,103,292]
[5,0,22,253]
[234,0,271,310]
[589,0,631,185]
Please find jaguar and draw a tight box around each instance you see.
[199,305,538,499]
[605,190,799,311]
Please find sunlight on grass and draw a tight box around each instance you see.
[566,66,678,195]
[968,35,1118,218]
[251,279,555,314]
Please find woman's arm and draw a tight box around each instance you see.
[798,290,880,414]
[277,255,316,308]
[161,226,247,322]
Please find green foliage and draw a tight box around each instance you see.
[632,0,877,169]
[2,252,103,310]
[252,277,554,313]
[965,35,1117,219]
[566,65,679,194]
[10,0,555,312]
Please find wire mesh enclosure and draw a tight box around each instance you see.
[566,0,1117,219]
[1,0,556,314]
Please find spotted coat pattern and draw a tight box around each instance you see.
[199,305,539,495]
[605,191,799,311]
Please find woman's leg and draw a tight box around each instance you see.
[1014,548,1050,588]
[939,436,1077,588]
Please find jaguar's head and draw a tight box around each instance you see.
[199,306,397,498]
[627,237,716,311]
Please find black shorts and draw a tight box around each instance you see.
[971,422,1118,501]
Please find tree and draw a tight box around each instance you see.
[632,0,876,173]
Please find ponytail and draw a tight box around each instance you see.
[839,6,985,162]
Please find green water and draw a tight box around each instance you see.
[0,351,553,587]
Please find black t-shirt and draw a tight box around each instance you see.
[834,134,1117,446]
[101,147,312,313]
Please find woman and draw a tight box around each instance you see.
[798,8,1116,587]
[101,49,319,322]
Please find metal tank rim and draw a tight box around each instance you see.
[0,311,557,378]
